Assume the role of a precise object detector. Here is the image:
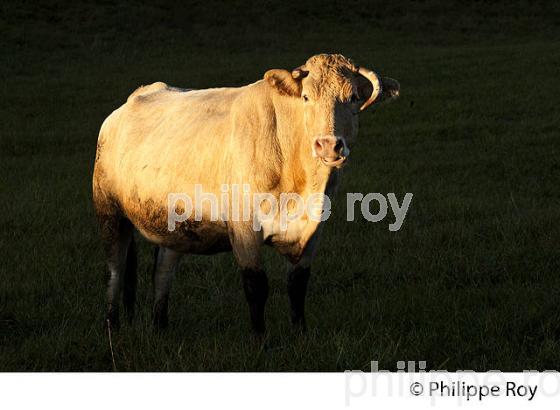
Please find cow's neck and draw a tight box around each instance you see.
[243,83,339,258]
[270,92,335,199]
[264,89,338,258]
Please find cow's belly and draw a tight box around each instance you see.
[123,198,231,255]
[135,220,231,255]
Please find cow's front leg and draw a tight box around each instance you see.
[285,226,323,332]
[152,246,182,329]
[287,265,311,330]
[241,267,269,334]
[229,224,267,335]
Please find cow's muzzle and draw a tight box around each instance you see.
[313,136,349,168]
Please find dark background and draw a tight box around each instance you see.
[1,0,560,370]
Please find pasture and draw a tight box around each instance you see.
[1,1,560,371]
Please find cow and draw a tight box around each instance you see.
[92,53,400,335]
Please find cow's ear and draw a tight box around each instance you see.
[356,75,400,109]
[264,69,302,97]
[379,77,400,102]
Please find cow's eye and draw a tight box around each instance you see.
[303,95,309,102]
[351,94,359,103]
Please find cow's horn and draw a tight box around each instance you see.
[357,66,383,111]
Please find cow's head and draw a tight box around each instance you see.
[265,54,399,168]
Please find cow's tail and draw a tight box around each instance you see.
[122,236,137,322]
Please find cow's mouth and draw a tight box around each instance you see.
[321,156,347,168]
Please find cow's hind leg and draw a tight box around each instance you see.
[97,212,134,330]
[122,236,137,323]
[152,246,182,329]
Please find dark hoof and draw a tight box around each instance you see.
[153,313,169,330]
[153,299,169,330]
[291,321,307,335]
[251,330,268,347]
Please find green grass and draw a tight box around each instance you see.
[1,1,560,371]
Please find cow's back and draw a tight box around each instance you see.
[96,82,244,190]
[94,82,243,247]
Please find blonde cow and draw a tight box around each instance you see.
[93,54,400,333]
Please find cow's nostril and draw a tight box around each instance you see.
[334,139,344,154]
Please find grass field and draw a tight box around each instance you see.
[1,1,560,371]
